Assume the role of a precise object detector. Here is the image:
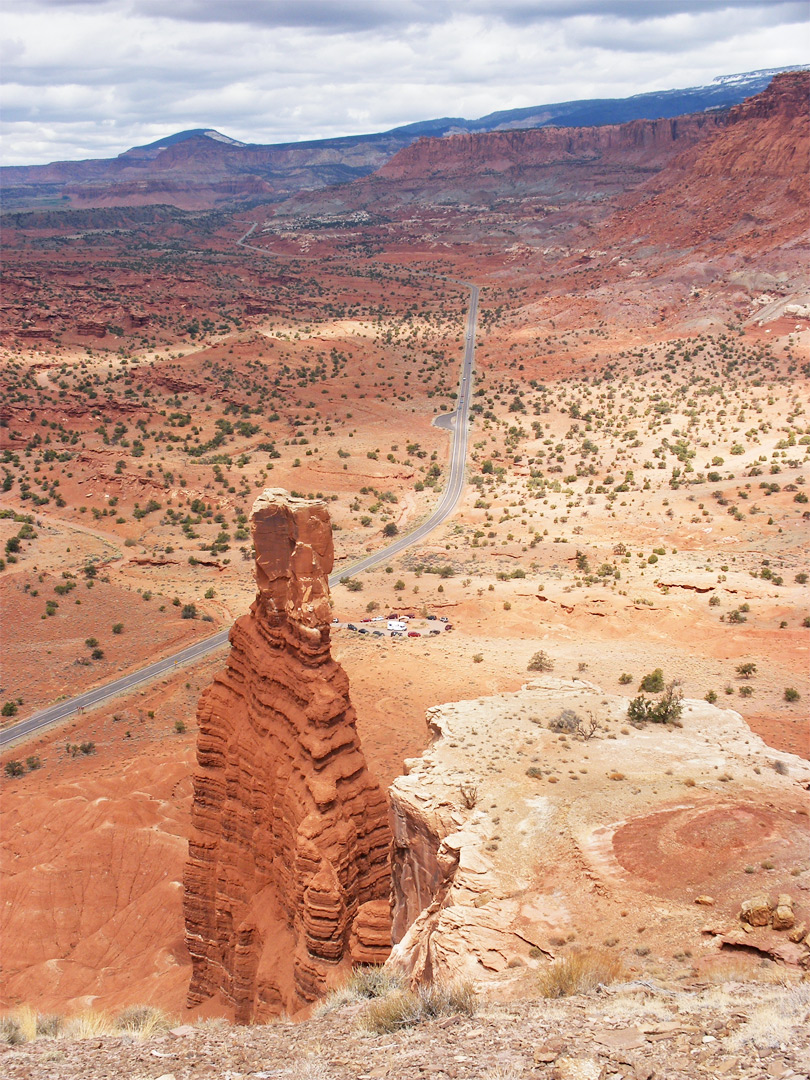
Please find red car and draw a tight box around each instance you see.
[407,631,420,638]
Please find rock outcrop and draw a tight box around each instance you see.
[184,490,391,1022]
[385,679,810,989]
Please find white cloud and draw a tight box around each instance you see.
[0,1,807,165]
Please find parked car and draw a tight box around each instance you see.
[358,627,369,634]
[332,617,339,624]
[347,623,357,631]
[444,624,453,631]
[391,631,404,637]
[407,631,420,638]
[430,629,441,635]
[372,630,384,637]
[426,614,437,621]
[440,616,449,623]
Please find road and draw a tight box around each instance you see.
[0,260,478,751]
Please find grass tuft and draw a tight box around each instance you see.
[536,949,625,998]
[317,966,405,1014]
[115,1005,172,1038]
[63,1011,116,1040]
[359,979,477,1033]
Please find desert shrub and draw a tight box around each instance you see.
[359,980,477,1034]
[181,603,197,619]
[174,720,186,734]
[527,650,554,673]
[2,701,18,717]
[0,1016,25,1045]
[639,668,664,693]
[0,1007,62,1044]
[112,622,124,634]
[618,673,633,684]
[4,760,24,778]
[784,687,800,702]
[359,989,421,1033]
[35,1013,63,1037]
[536,950,625,998]
[318,967,404,1015]
[627,682,683,726]
[549,709,580,733]
[115,1005,171,1037]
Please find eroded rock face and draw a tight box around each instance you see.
[184,490,391,1022]
[386,679,810,989]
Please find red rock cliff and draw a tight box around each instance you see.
[376,113,722,182]
[184,490,391,1022]
[604,70,810,253]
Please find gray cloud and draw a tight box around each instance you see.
[1,0,807,166]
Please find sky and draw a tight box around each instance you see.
[2,0,808,166]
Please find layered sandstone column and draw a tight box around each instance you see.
[184,490,391,1022]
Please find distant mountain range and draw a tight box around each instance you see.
[1,66,805,213]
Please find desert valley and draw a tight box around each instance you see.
[0,66,809,1080]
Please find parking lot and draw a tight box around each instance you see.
[332,613,454,639]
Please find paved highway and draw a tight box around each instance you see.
[0,263,478,751]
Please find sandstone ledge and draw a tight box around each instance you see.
[387,677,810,989]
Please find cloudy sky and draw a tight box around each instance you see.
[2,0,807,166]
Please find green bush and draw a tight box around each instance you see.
[627,682,683,726]
[639,668,664,693]
[784,687,800,702]
[527,650,555,673]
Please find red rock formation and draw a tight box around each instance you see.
[184,490,391,1022]
[604,71,809,253]
[377,113,722,183]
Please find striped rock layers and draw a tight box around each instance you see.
[184,490,391,1022]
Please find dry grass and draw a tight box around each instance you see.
[0,1004,174,1044]
[0,1006,64,1044]
[317,965,405,1014]
[536,950,625,998]
[359,979,478,1033]
[727,983,810,1051]
[115,1005,173,1038]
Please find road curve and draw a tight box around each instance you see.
[0,263,478,751]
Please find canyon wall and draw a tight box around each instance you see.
[604,70,809,255]
[376,113,723,182]
[184,490,391,1022]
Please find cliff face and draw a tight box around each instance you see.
[184,490,391,1022]
[604,70,810,254]
[377,113,722,182]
